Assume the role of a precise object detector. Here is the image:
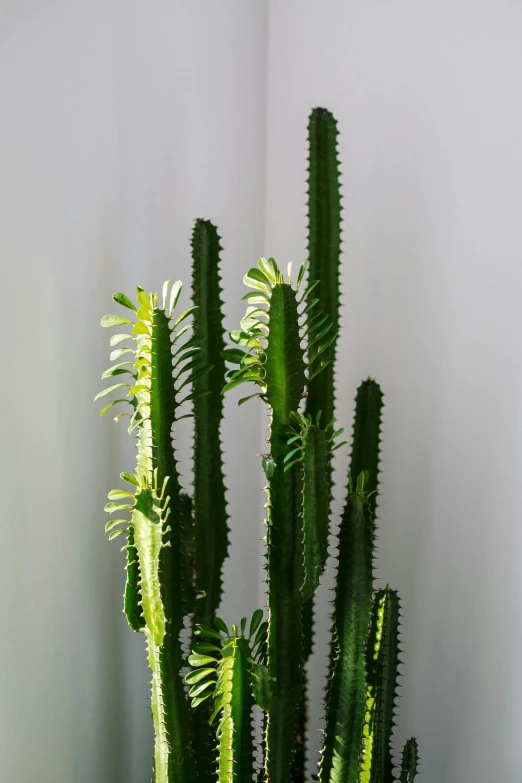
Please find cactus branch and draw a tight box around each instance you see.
[186,614,267,783]
[306,107,342,426]
[224,258,336,783]
[319,472,375,783]
[361,587,402,783]
[98,283,204,783]
[191,219,230,780]
[400,738,419,783]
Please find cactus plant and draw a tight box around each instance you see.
[96,109,420,783]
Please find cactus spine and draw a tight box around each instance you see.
[97,109,423,783]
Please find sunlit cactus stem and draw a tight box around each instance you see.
[186,611,269,783]
[97,282,203,783]
[223,258,336,783]
[361,587,402,783]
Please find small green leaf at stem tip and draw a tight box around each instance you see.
[108,529,126,540]
[168,280,182,315]
[112,292,137,312]
[253,621,268,647]
[101,314,132,327]
[120,472,139,486]
[189,680,215,699]
[110,333,132,346]
[94,383,128,402]
[188,653,218,667]
[104,501,131,513]
[110,347,134,361]
[128,384,149,395]
[161,280,170,309]
[297,260,308,289]
[185,668,216,685]
[136,290,151,310]
[244,266,271,290]
[101,362,133,379]
[249,609,263,637]
[221,348,247,364]
[99,398,128,416]
[173,305,198,328]
[238,393,263,406]
[195,624,222,640]
[108,489,134,500]
[240,617,247,636]
[132,321,150,336]
[193,643,221,654]
[214,617,229,635]
[105,519,127,533]
[251,664,272,711]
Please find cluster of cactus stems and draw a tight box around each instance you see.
[96,108,420,783]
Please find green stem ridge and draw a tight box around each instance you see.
[400,738,419,783]
[305,107,342,427]
[299,107,342,781]
[319,472,375,783]
[361,587,402,783]
[99,282,205,783]
[350,379,384,503]
[191,219,230,780]
[191,218,229,626]
[223,258,336,783]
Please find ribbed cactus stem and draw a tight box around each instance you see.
[400,738,419,783]
[98,283,201,783]
[222,259,336,783]
[298,107,342,782]
[319,472,374,783]
[264,282,306,783]
[349,379,383,501]
[191,219,230,780]
[191,218,229,625]
[361,587,402,783]
[306,106,342,426]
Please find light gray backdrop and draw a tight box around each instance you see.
[1,2,521,782]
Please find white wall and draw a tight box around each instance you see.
[265,2,522,782]
[0,3,267,782]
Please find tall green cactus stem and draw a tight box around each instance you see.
[191,218,229,625]
[361,588,402,783]
[285,412,344,600]
[296,108,342,782]
[319,377,382,783]
[223,258,336,783]
[400,738,419,783]
[319,471,374,783]
[191,219,230,780]
[306,107,342,426]
[350,379,384,502]
[186,613,268,783]
[97,283,204,783]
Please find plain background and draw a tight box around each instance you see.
[1,2,522,781]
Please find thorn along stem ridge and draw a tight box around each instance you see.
[98,109,421,783]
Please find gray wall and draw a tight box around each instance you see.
[265,2,522,782]
[2,2,522,781]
